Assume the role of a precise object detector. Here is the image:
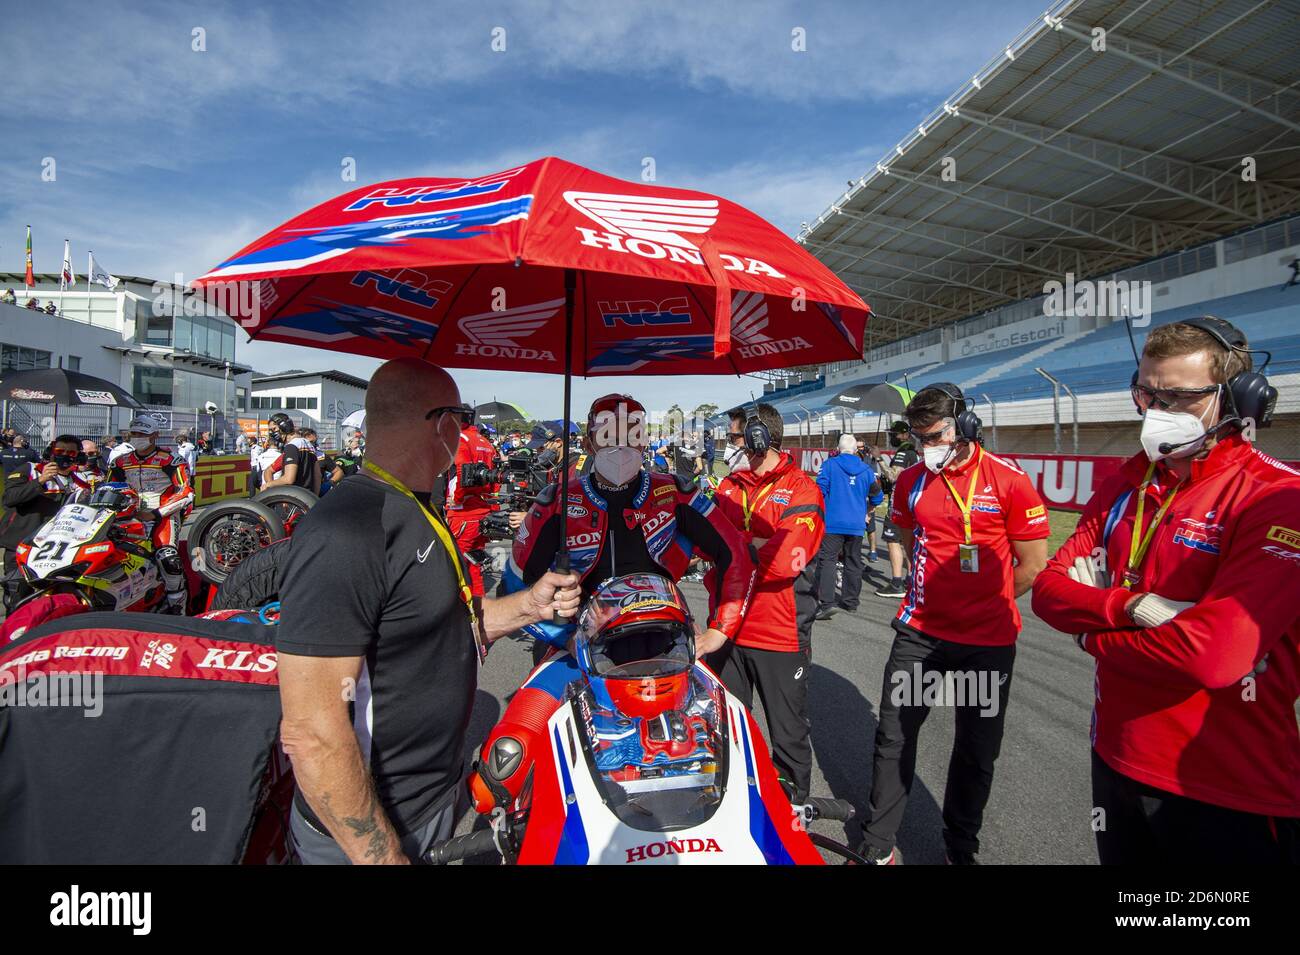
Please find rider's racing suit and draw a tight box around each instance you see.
[108,448,194,608]
[475,469,756,814]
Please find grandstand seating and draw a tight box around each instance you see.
[770,285,1300,425]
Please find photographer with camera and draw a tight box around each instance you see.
[1,435,94,567]
[445,409,503,589]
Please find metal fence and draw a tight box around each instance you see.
[0,401,347,452]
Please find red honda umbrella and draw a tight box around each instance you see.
[194,157,870,573]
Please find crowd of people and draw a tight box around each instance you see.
[1,314,1294,866]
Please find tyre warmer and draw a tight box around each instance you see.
[0,611,287,863]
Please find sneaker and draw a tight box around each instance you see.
[875,579,907,598]
[837,602,859,614]
[856,843,898,865]
[814,606,838,621]
[945,847,979,865]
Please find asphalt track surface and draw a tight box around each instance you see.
[451,554,1099,865]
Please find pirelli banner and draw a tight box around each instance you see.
[797,448,1124,513]
[191,455,252,506]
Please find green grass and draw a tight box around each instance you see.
[1047,509,1081,557]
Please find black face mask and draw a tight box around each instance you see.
[86,455,102,470]
[889,433,902,449]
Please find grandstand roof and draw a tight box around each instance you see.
[798,0,1300,349]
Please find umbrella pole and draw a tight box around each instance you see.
[555,268,576,617]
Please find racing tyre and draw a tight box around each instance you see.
[187,500,286,586]
[255,486,319,536]
[210,538,291,611]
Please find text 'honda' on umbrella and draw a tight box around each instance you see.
[193,156,871,576]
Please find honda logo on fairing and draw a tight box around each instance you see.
[565,191,785,278]
[625,837,722,863]
[731,290,810,359]
[455,298,563,361]
[196,648,278,673]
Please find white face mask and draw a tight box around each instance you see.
[723,444,750,473]
[1140,395,1218,461]
[434,414,458,470]
[923,443,957,473]
[593,446,643,486]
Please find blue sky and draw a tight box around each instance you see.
[1,0,1046,418]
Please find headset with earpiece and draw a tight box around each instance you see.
[1127,315,1276,428]
[920,381,983,444]
[743,415,771,455]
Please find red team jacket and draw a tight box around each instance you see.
[1032,435,1300,817]
[890,445,1050,646]
[709,452,825,652]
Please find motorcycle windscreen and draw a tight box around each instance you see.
[576,665,728,832]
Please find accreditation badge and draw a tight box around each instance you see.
[959,543,979,574]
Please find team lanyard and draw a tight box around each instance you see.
[1122,462,1183,590]
[363,460,477,631]
[740,482,778,532]
[938,448,982,545]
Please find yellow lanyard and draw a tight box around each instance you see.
[363,460,477,631]
[939,451,982,545]
[740,482,777,533]
[1123,462,1183,590]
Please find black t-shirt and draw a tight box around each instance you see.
[276,474,478,835]
[281,441,321,495]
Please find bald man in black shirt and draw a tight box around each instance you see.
[276,358,580,865]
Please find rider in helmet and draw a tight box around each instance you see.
[107,416,195,611]
[470,574,704,816]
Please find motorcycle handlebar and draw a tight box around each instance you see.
[805,797,856,822]
[424,827,501,865]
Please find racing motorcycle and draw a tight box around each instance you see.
[427,574,865,865]
[5,484,285,633]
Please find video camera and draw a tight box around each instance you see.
[461,451,549,542]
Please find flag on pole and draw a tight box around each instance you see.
[87,252,119,290]
[24,226,34,289]
[60,240,75,290]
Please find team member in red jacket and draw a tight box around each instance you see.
[706,403,825,802]
[445,414,499,553]
[1032,318,1298,864]
[858,384,1049,865]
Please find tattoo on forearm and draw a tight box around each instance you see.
[320,787,398,862]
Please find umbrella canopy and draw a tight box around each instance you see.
[828,382,915,415]
[192,157,869,376]
[542,418,580,436]
[341,408,366,430]
[0,367,144,409]
[194,157,871,578]
[474,400,528,425]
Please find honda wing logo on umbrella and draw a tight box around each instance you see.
[564,190,785,278]
[731,290,811,360]
[456,298,564,362]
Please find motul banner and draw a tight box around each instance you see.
[798,447,1124,512]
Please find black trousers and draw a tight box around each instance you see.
[862,625,1015,856]
[815,532,864,610]
[1091,749,1299,864]
[707,641,812,803]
